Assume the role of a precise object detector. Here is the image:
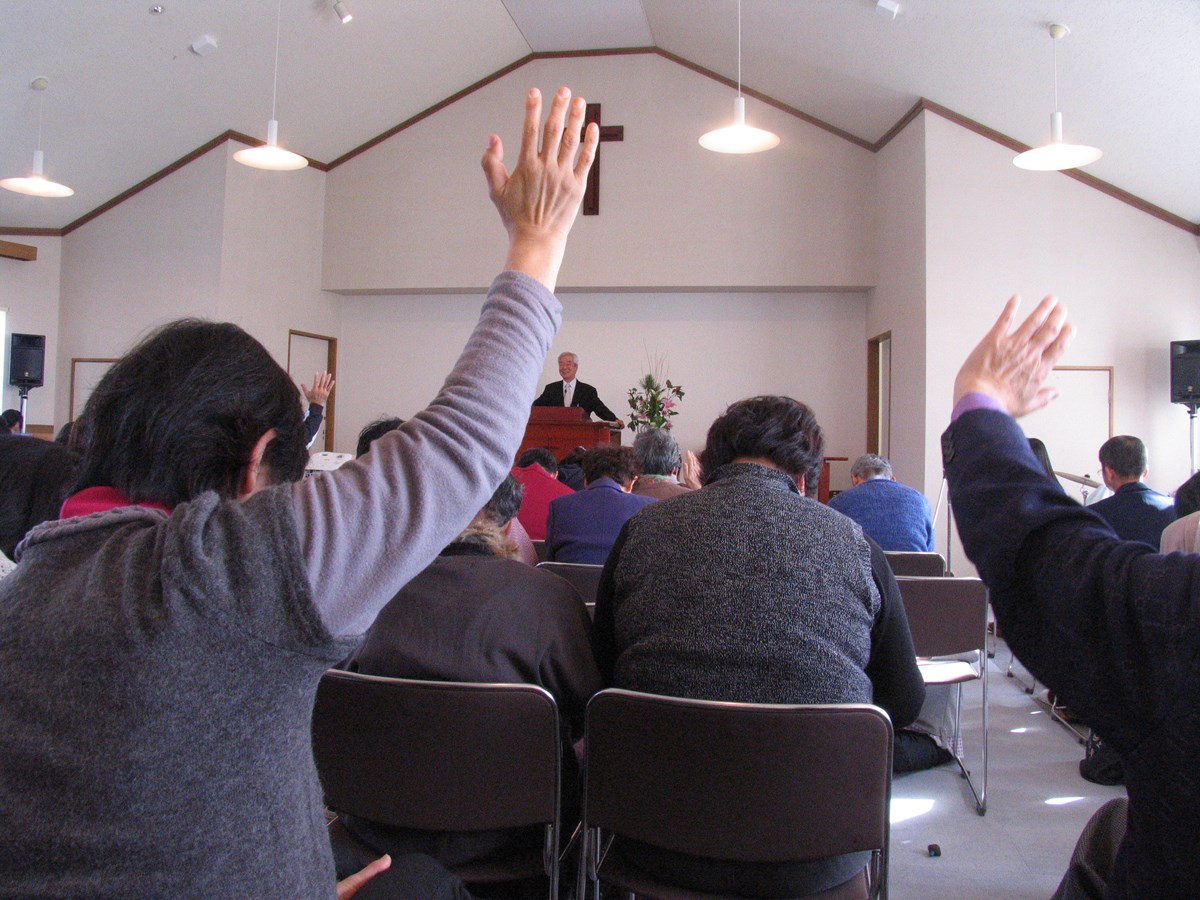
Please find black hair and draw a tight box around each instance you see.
[356,417,406,458]
[1174,471,1200,519]
[1027,438,1055,480]
[700,396,824,492]
[0,432,81,558]
[1098,435,1147,480]
[582,446,641,485]
[482,474,524,527]
[1,410,21,432]
[73,319,307,505]
[633,428,682,476]
[516,448,558,473]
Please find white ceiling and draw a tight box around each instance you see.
[3,0,1198,232]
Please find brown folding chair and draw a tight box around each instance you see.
[578,689,893,900]
[894,576,989,815]
[312,670,566,897]
[537,561,604,604]
[882,551,947,577]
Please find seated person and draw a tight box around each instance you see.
[1160,471,1200,554]
[511,447,573,539]
[631,428,693,500]
[0,430,80,562]
[546,446,655,564]
[1089,435,1175,546]
[343,474,602,867]
[556,445,587,491]
[828,453,934,552]
[302,370,335,448]
[0,85,596,896]
[594,396,924,897]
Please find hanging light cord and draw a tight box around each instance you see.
[737,0,743,98]
[270,0,282,121]
[36,89,44,153]
[1052,33,1059,114]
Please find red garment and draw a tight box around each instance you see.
[511,464,572,540]
[60,486,173,519]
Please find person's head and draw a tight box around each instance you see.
[73,319,307,506]
[55,420,75,447]
[633,428,682,477]
[850,453,892,485]
[1027,438,1055,480]
[559,446,587,468]
[1173,471,1200,519]
[582,446,641,488]
[557,352,579,382]
[700,396,824,496]
[457,474,524,558]
[516,447,558,475]
[1098,435,1148,488]
[1,409,21,433]
[0,433,80,559]
[356,417,405,458]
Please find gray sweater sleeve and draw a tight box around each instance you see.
[292,271,562,636]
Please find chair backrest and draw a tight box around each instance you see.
[312,670,560,832]
[532,539,549,562]
[884,551,947,577]
[583,689,892,863]
[537,561,603,604]
[894,576,988,658]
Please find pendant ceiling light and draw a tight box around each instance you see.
[1,77,74,198]
[1013,24,1102,172]
[234,0,309,171]
[699,0,779,154]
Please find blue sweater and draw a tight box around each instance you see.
[828,478,934,552]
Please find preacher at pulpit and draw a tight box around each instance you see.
[532,351,624,427]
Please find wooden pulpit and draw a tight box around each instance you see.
[519,407,619,461]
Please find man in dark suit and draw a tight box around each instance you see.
[1088,435,1175,546]
[532,351,624,426]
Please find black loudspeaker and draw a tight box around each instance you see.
[9,334,45,389]
[1170,340,1200,404]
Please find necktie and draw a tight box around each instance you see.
[564,382,573,407]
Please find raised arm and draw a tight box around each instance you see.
[294,88,598,636]
[943,295,1199,751]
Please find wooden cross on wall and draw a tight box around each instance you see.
[582,103,623,215]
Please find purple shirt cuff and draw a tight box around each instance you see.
[951,392,1006,422]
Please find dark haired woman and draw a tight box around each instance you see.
[0,87,598,897]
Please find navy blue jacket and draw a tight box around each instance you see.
[545,478,655,564]
[943,408,1199,899]
[1089,481,1175,547]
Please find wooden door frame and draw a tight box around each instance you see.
[866,331,892,456]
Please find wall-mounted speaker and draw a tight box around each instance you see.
[1170,340,1200,404]
[9,333,45,389]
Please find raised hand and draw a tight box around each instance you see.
[953,295,1076,418]
[302,371,335,406]
[481,87,599,291]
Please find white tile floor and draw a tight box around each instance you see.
[887,644,1126,899]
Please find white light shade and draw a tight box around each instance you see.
[334,1,353,23]
[0,149,73,197]
[1014,112,1102,171]
[699,97,780,154]
[234,119,309,171]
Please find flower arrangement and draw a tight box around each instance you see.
[627,356,685,432]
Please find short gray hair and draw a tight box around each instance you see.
[851,454,892,480]
[558,351,578,363]
[633,428,682,475]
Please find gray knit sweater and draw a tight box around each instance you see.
[0,272,560,898]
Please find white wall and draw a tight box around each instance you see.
[868,115,928,491]
[56,148,227,429]
[0,236,61,427]
[218,146,340,366]
[323,54,877,292]
[334,290,867,462]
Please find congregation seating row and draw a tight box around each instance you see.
[314,672,893,900]
[313,570,988,898]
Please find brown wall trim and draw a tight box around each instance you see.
[0,239,38,261]
[886,100,1199,237]
[3,49,1194,238]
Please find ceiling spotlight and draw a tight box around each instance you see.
[1013,24,1102,172]
[1,77,74,198]
[234,0,308,171]
[333,1,352,24]
[699,0,779,154]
